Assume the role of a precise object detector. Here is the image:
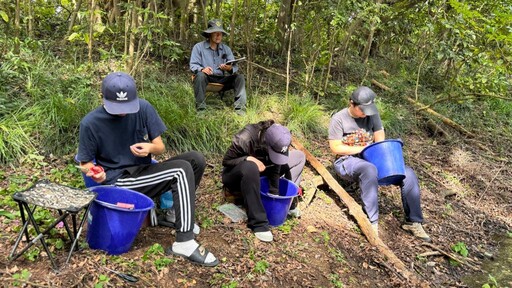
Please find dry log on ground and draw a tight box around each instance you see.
[370,79,475,138]
[292,138,429,287]
[301,176,324,208]
[421,242,480,270]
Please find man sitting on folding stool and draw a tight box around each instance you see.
[189,19,247,115]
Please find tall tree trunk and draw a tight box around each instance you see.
[166,0,176,39]
[178,0,190,41]
[108,0,121,25]
[199,0,207,28]
[65,0,83,41]
[362,0,382,64]
[277,0,294,56]
[285,28,292,104]
[243,0,253,89]
[229,0,238,47]
[285,0,297,103]
[88,0,96,63]
[126,0,140,72]
[27,0,33,37]
[14,0,20,54]
[322,0,343,99]
[132,0,150,74]
[340,17,363,60]
[215,0,221,17]
[124,0,131,56]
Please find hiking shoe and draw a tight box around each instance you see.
[197,107,207,116]
[402,222,431,242]
[288,207,301,218]
[164,209,200,235]
[254,231,273,242]
[371,222,379,237]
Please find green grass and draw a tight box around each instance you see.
[284,94,328,138]
[0,107,37,163]
[2,50,509,165]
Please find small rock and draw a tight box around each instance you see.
[306,225,318,233]
[426,261,436,267]
[483,252,494,259]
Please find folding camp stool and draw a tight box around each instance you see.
[191,74,226,99]
[9,180,96,270]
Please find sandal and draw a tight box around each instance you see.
[166,245,219,267]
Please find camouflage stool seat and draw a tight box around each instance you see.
[9,180,96,270]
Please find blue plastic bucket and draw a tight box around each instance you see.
[86,186,154,255]
[361,139,406,185]
[260,177,299,226]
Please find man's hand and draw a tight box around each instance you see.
[246,156,266,172]
[201,66,213,75]
[219,64,232,72]
[84,165,106,184]
[130,143,152,157]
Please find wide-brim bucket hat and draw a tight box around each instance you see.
[202,19,229,38]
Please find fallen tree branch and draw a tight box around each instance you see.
[420,242,479,270]
[417,251,443,258]
[370,79,475,138]
[0,277,51,287]
[292,138,428,287]
[302,176,323,208]
[245,60,325,96]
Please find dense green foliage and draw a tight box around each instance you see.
[0,0,510,164]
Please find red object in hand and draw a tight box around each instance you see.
[90,166,104,174]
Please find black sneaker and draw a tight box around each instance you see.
[235,109,246,116]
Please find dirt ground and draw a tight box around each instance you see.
[0,130,511,287]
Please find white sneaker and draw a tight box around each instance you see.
[288,208,301,218]
[254,231,273,242]
[193,224,201,235]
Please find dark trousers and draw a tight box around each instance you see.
[115,151,206,242]
[333,156,424,224]
[222,150,306,232]
[193,72,247,110]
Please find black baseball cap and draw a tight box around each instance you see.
[350,86,378,116]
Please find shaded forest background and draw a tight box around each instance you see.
[0,0,511,163]
[0,1,512,287]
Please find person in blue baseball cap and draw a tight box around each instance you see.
[77,72,219,266]
[328,86,431,242]
[221,120,306,242]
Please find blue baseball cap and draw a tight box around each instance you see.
[266,124,291,165]
[101,72,140,114]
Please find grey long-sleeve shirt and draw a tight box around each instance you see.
[189,40,238,76]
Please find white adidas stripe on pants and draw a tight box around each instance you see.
[115,168,192,232]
